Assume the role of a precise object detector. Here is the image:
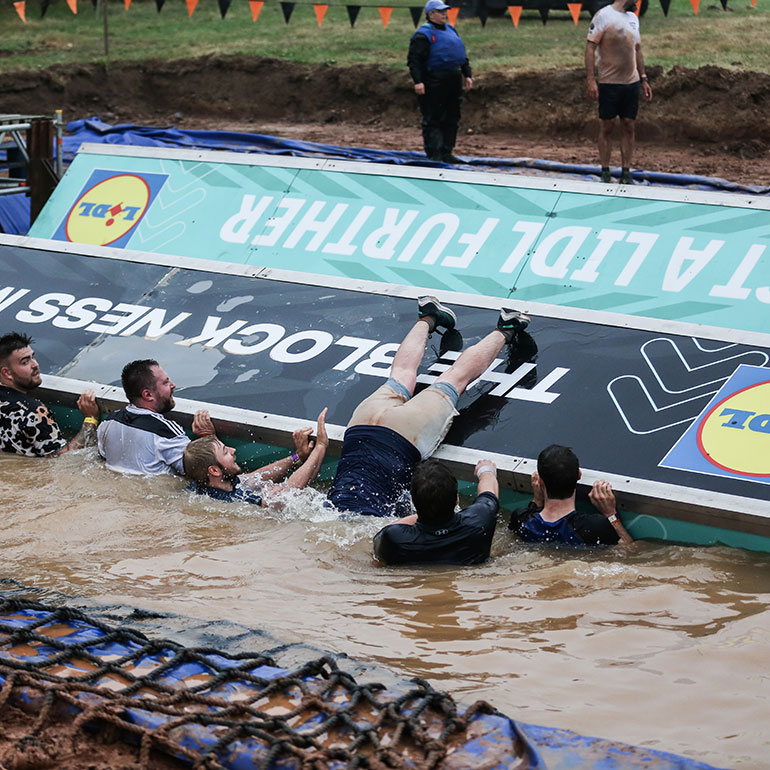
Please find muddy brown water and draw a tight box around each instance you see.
[1,448,768,769]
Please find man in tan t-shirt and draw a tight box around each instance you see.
[586,0,653,184]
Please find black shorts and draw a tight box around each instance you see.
[598,82,640,120]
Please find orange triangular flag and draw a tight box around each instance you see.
[249,0,263,20]
[634,2,640,14]
[378,6,393,27]
[447,6,459,24]
[689,0,699,12]
[66,0,77,13]
[124,0,131,8]
[567,2,581,22]
[508,5,522,25]
[13,1,26,21]
[185,0,197,15]
[313,3,328,24]
[751,0,756,6]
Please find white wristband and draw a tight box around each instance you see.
[607,513,618,524]
[476,464,496,478]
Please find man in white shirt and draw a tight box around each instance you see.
[585,0,653,184]
[98,359,214,475]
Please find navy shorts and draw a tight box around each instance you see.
[598,82,640,120]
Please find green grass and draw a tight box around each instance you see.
[1,0,769,74]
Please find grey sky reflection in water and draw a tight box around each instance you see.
[0,449,768,769]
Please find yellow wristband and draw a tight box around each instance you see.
[83,417,99,426]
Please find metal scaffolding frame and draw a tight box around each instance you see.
[0,111,64,197]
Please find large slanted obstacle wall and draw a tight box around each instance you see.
[0,234,768,551]
[28,144,770,336]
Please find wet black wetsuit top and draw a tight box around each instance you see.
[373,491,499,566]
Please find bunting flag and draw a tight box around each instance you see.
[346,4,360,25]
[378,5,392,27]
[751,0,756,6]
[218,0,231,16]
[249,0,263,21]
[447,5,459,24]
[281,1,295,22]
[124,0,131,8]
[185,0,197,15]
[13,0,26,21]
[40,0,51,17]
[567,2,581,23]
[478,0,489,26]
[508,5,522,26]
[659,0,670,13]
[91,0,96,9]
[689,0,699,12]
[313,3,328,24]
[409,5,421,26]
[634,2,640,15]
[65,0,76,13]
[719,0,727,7]
[538,5,549,23]
[155,0,165,12]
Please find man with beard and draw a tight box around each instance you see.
[97,359,216,475]
[0,332,100,456]
[182,409,328,506]
[585,0,653,184]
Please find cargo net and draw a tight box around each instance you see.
[0,597,512,770]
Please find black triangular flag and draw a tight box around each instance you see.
[155,0,165,12]
[40,0,51,16]
[218,0,231,16]
[538,4,549,23]
[659,0,670,14]
[409,5,422,26]
[346,4,361,25]
[281,1,295,22]
[719,0,727,8]
[91,0,97,9]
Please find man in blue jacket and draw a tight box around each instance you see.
[408,0,473,163]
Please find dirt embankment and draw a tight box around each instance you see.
[3,56,770,183]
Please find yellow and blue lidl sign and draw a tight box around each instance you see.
[661,365,770,484]
[52,170,167,248]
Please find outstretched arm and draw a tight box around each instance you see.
[475,459,499,498]
[60,390,100,453]
[589,480,633,545]
[261,409,329,505]
[243,418,320,484]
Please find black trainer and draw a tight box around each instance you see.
[418,295,457,332]
[619,168,632,185]
[600,167,612,183]
[497,308,530,342]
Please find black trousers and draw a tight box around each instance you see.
[417,69,463,161]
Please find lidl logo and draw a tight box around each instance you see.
[661,364,770,485]
[53,170,167,248]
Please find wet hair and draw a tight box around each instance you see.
[537,444,580,500]
[0,332,33,367]
[121,359,160,403]
[410,459,457,525]
[183,435,220,484]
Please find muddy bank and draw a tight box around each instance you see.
[3,56,770,183]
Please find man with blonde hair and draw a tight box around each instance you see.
[184,409,328,506]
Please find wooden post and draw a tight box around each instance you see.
[27,118,57,227]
